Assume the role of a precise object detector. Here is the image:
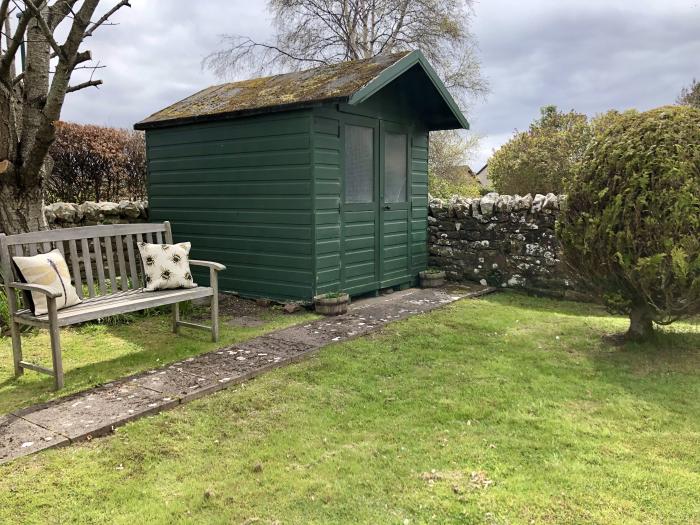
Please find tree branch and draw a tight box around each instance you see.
[0,0,11,27]
[0,7,31,78]
[83,0,129,39]
[66,78,101,93]
[47,0,80,30]
[75,49,92,64]
[23,0,67,60]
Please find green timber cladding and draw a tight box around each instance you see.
[136,50,468,302]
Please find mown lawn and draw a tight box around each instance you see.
[1,293,699,524]
[0,302,317,414]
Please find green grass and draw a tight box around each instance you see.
[0,306,317,414]
[1,293,699,524]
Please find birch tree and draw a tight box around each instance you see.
[0,0,130,234]
[204,0,487,107]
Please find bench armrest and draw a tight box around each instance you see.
[189,260,226,272]
[7,282,62,299]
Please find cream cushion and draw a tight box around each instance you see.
[12,249,82,315]
[137,241,197,291]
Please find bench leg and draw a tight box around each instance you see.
[47,298,64,390]
[10,322,23,377]
[172,303,180,334]
[211,291,219,343]
[6,289,23,377]
[210,268,219,342]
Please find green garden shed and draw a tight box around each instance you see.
[135,50,468,302]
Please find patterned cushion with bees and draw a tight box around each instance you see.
[137,241,197,291]
[12,249,82,316]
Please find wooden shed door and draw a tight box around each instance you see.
[339,116,412,295]
[340,115,379,295]
[379,121,411,286]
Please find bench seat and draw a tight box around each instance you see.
[14,287,215,327]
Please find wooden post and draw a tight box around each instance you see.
[47,297,64,390]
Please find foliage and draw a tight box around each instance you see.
[428,130,482,198]
[677,78,700,108]
[489,105,592,195]
[1,294,699,523]
[558,105,700,340]
[204,0,487,108]
[429,172,481,199]
[46,122,146,203]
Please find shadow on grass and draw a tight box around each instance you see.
[0,306,315,414]
[0,323,218,412]
[479,290,616,319]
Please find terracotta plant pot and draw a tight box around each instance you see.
[419,269,446,288]
[314,293,350,316]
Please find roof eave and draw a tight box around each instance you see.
[347,50,470,130]
[134,96,350,131]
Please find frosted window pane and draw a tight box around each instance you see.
[384,133,407,203]
[345,125,374,203]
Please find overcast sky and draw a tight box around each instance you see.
[60,0,700,169]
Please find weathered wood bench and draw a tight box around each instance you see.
[0,221,225,390]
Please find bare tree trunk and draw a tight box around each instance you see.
[0,178,45,234]
[626,306,654,341]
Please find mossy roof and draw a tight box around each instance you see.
[135,52,412,129]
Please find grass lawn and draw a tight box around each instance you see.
[1,293,699,524]
[0,301,317,414]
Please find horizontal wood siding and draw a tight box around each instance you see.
[147,112,315,301]
[410,131,429,275]
[312,113,342,295]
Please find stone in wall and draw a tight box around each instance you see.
[428,192,584,299]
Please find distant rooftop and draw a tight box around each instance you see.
[136,52,413,129]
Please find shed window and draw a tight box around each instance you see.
[384,132,407,203]
[345,125,374,203]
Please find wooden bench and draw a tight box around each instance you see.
[0,221,225,390]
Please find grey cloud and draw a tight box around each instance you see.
[469,0,700,166]
[57,1,700,170]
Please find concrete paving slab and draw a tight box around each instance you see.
[0,414,68,464]
[127,365,217,404]
[13,381,179,442]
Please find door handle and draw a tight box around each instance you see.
[383,205,391,210]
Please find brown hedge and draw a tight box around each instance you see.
[46,122,146,203]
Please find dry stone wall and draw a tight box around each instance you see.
[428,192,583,298]
[43,197,581,298]
[44,200,148,228]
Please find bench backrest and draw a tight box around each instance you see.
[0,222,174,300]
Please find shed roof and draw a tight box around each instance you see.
[135,50,468,130]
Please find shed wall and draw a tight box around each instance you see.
[146,111,315,301]
[410,133,430,273]
[312,113,343,294]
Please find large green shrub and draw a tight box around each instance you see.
[557,105,700,340]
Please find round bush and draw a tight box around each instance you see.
[557,105,700,340]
